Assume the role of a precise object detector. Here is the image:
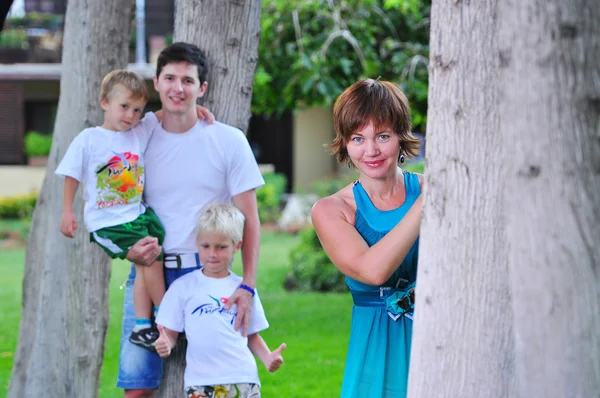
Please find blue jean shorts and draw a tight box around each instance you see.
[117,263,200,390]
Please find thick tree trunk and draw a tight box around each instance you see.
[8,1,133,397]
[408,1,516,397]
[173,0,262,132]
[158,2,261,397]
[410,0,599,396]
[500,0,600,396]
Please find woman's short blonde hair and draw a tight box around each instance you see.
[329,79,420,167]
[195,203,245,244]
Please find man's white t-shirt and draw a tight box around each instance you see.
[143,120,265,253]
[55,114,158,232]
[156,270,269,388]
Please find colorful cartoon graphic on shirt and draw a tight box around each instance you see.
[192,295,238,325]
[95,151,144,208]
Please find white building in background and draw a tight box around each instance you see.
[8,0,25,17]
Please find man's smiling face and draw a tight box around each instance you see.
[153,62,207,116]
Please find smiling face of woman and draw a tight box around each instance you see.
[330,79,420,169]
[346,121,401,179]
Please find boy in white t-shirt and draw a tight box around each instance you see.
[155,203,286,397]
[55,70,166,352]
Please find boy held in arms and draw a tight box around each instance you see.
[155,203,286,398]
[56,70,167,351]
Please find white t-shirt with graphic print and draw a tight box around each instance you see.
[156,269,269,389]
[55,113,158,232]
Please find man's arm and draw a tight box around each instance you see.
[232,189,260,288]
[224,189,260,336]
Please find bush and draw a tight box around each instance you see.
[404,160,424,174]
[256,172,287,223]
[312,172,358,198]
[0,192,38,219]
[24,131,52,157]
[285,227,347,293]
[0,219,30,244]
[0,28,29,49]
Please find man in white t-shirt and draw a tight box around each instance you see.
[117,42,265,398]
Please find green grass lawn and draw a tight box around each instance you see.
[0,230,351,397]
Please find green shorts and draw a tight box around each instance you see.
[90,207,165,260]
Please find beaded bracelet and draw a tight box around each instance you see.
[238,284,255,297]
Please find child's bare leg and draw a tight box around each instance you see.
[142,260,166,310]
[129,264,160,351]
[133,264,153,329]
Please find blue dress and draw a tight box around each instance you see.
[340,172,420,398]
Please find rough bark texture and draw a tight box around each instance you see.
[500,0,600,396]
[408,1,516,397]
[173,0,262,133]
[8,1,133,397]
[410,0,599,396]
[159,2,262,397]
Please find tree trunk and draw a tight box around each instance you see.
[408,1,516,397]
[173,0,262,133]
[158,2,261,397]
[410,0,600,396]
[8,1,133,397]
[500,0,600,396]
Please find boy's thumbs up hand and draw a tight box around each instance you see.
[155,324,172,358]
[266,343,286,373]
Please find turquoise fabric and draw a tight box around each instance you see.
[340,172,420,398]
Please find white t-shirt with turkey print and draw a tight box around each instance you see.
[156,269,269,389]
[55,113,158,232]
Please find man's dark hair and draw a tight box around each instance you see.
[156,42,209,83]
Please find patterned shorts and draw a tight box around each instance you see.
[186,383,260,398]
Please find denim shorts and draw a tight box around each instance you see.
[117,263,201,390]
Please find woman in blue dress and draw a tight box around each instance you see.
[312,79,422,397]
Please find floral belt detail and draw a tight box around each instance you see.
[385,282,415,321]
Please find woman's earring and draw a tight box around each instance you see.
[399,154,405,164]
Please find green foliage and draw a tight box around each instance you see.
[254,0,430,132]
[312,171,358,198]
[286,227,348,292]
[24,131,52,157]
[256,172,288,223]
[0,193,38,219]
[0,28,29,49]
[0,219,30,244]
[6,13,63,30]
[404,160,424,174]
[285,173,355,293]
